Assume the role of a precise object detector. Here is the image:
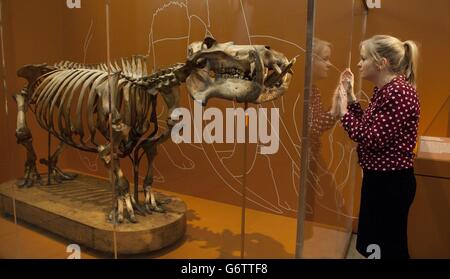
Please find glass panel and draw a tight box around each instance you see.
[301,0,361,258]
[100,0,308,258]
[0,0,114,259]
[422,96,450,138]
[0,0,19,259]
[239,0,307,258]
[101,0,361,259]
[417,96,450,161]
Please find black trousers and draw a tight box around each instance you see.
[356,168,416,259]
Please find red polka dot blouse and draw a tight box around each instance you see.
[341,75,420,171]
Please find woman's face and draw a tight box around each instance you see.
[357,47,379,83]
[313,45,331,80]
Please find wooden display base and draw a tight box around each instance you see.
[0,173,187,255]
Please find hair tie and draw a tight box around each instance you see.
[404,42,409,50]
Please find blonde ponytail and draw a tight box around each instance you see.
[402,40,419,87]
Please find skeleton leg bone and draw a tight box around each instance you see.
[115,170,137,223]
[101,145,138,224]
[99,110,140,223]
[138,86,180,213]
[142,143,160,213]
[141,141,167,213]
[39,141,77,184]
[14,89,42,188]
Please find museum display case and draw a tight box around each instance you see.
[1,0,449,260]
[410,96,450,258]
[103,0,361,259]
[0,0,378,259]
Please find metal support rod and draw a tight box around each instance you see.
[344,0,365,259]
[295,0,316,259]
[356,0,369,101]
[47,130,51,185]
[105,0,118,260]
[133,155,140,204]
[240,101,249,259]
[347,0,356,68]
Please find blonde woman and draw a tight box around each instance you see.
[336,35,420,258]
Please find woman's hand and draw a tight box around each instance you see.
[340,68,354,91]
[331,68,357,118]
[338,93,348,117]
[340,68,357,104]
[337,85,348,118]
[329,85,341,117]
[330,82,349,118]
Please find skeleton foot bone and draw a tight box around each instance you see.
[17,161,42,188]
[108,193,138,224]
[39,158,78,184]
[144,186,166,214]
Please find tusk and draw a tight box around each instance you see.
[273,64,282,74]
[264,59,295,87]
[250,61,255,76]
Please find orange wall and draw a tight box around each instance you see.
[0,0,65,183]
[0,1,358,233]
[1,0,448,234]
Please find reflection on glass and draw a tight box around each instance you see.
[0,0,359,259]
[301,34,356,258]
[306,37,342,222]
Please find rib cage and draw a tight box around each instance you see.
[24,56,184,155]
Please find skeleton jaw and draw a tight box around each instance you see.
[186,38,295,105]
[187,50,263,105]
[257,57,295,103]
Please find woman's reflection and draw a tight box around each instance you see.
[304,38,347,233]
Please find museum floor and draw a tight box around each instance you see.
[0,188,355,259]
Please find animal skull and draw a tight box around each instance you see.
[185,37,295,105]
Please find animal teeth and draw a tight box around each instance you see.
[273,64,282,74]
